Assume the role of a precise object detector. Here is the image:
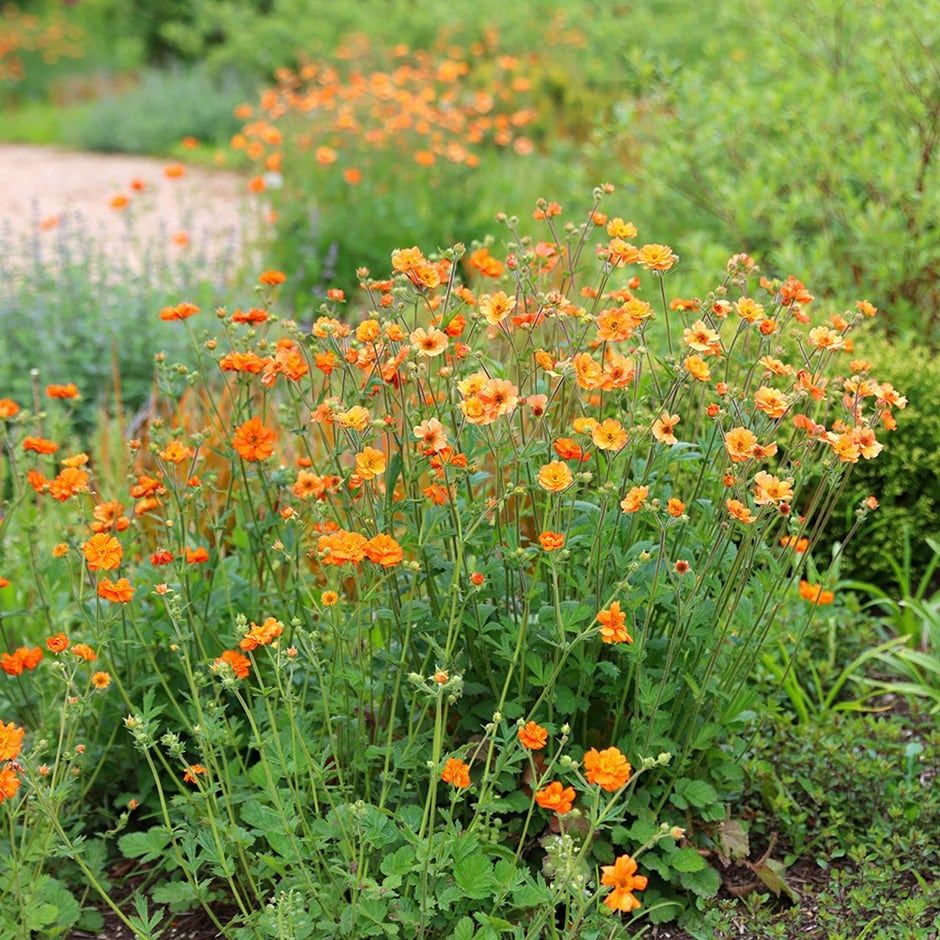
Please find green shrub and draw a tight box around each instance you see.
[65,64,253,154]
[824,336,940,590]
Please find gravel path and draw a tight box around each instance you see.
[0,143,261,272]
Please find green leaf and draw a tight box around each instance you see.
[677,864,721,898]
[454,853,496,899]
[669,846,706,873]
[453,915,477,940]
[554,683,577,715]
[26,903,59,931]
[152,880,199,909]
[118,826,171,863]
[753,858,800,903]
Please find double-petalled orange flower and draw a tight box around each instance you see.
[232,417,277,462]
[517,721,548,751]
[441,757,471,788]
[597,602,632,644]
[535,781,575,815]
[583,746,632,791]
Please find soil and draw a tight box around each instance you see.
[0,143,260,272]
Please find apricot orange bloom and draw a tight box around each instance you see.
[364,534,404,567]
[620,486,648,514]
[0,399,20,419]
[517,721,548,751]
[651,413,680,445]
[597,601,632,644]
[583,746,632,791]
[239,617,284,651]
[216,649,251,679]
[539,531,565,551]
[23,436,58,454]
[232,417,277,462]
[318,529,368,566]
[46,633,69,653]
[82,534,123,572]
[601,854,648,912]
[0,722,24,762]
[440,757,471,788]
[0,766,20,802]
[753,471,794,506]
[726,499,755,525]
[71,643,97,662]
[538,460,574,493]
[535,781,575,815]
[799,580,835,605]
[638,243,677,271]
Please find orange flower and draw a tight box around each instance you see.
[592,418,628,452]
[620,485,648,514]
[355,446,387,480]
[164,163,185,179]
[46,633,69,653]
[216,649,251,679]
[539,531,565,551]
[0,765,20,802]
[71,643,97,662]
[638,243,678,271]
[91,500,130,533]
[554,438,589,462]
[583,746,632,791]
[683,320,721,355]
[724,427,759,463]
[409,326,448,357]
[754,386,788,420]
[92,671,111,689]
[652,413,680,445]
[535,781,575,815]
[23,436,58,455]
[47,466,90,501]
[753,471,794,506]
[259,270,287,285]
[239,616,284,651]
[321,590,340,606]
[159,440,194,464]
[799,580,835,605]
[601,854,648,912]
[780,535,809,553]
[97,578,135,603]
[183,764,208,784]
[185,547,209,564]
[666,498,685,518]
[597,601,632,644]
[46,383,79,399]
[478,290,516,326]
[317,529,368,566]
[0,722,24,762]
[440,757,471,788]
[538,461,574,493]
[726,499,755,525]
[364,534,404,567]
[518,721,548,751]
[159,302,200,321]
[0,399,20,419]
[82,534,123,572]
[232,417,277,461]
[413,418,448,453]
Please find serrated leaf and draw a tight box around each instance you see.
[118,827,171,863]
[554,683,577,715]
[669,846,706,873]
[453,915,476,940]
[26,903,58,931]
[677,864,721,898]
[454,853,496,899]
[681,779,719,808]
[152,880,199,909]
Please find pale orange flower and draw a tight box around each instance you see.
[620,486,648,514]
[726,499,754,524]
[666,498,685,517]
[478,290,516,325]
[683,355,711,382]
[0,722,24,762]
[652,413,680,445]
[683,320,721,355]
[638,243,677,271]
[538,461,574,493]
[92,671,111,689]
[601,854,648,912]
[239,616,284,651]
[754,386,788,420]
[597,601,632,644]
[335,406,371,431]
[724,427,759,463]
[583,746,632,790]
[71,643,97,662]
[159,440,194,464]
[753,471,794,506]
[409,327,448,357]
[355,446,387,480]
[592,418,628,451]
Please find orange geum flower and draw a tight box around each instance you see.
[71,643,97,662]
[478,290,516,326]
[829,432,861,463]
[258,270,287,285]
[597,601,632,644]
[538,460,574,493]
[666,498,686,518]
[91,500,130,533]
[539,531,565,551]
[185,547,209,564]
[620,485,649,514]
[468,246,504,277]
[799,580,835,605]
[355,446,387,480]
[592,418,628,452]
[335,406,371,431]
[0,765,21,802]
[518,721,548,751]
[583,746,632,791]
[183,764,208,784]
[321,590,339,607]
[683,320,721,355]
[239,616,284,651]
[219,351,266,374]
[215,649,251,680]
[759,356,794,377]
[231,307,269,324]
[607,217,638,239]
[554,438,589,462]
[46,633,69,653]
[82,534,123,572]
[92,671,111,689]
[97,578,135,603]
[535,781,575,815]
[726,499,755,525]
[46,383,79,399]
[0,399,20,419]
[683,355,712,382]
[159,440,194,464]
[807,326,844,350]
[638,243,678,271]
[754,386,788,420]
[724,427,759,463]
[601,854,648,913]
[572,352,604,390]
[753,471,794,506]
[317,529,368,566]
[780,535,809,553]
[232,417,276,462]
[0,578,9,589]
[0,722,24,762]
[364,534,404,567]
[159,302,199,321]
[734,297,764,322]
[605,238,639,266]
[409,326,448,357]
[652,413,680,445]
[164,163,185,179]
[47,466,90,501]
[440,757,471,789]
[23,436,58,455]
